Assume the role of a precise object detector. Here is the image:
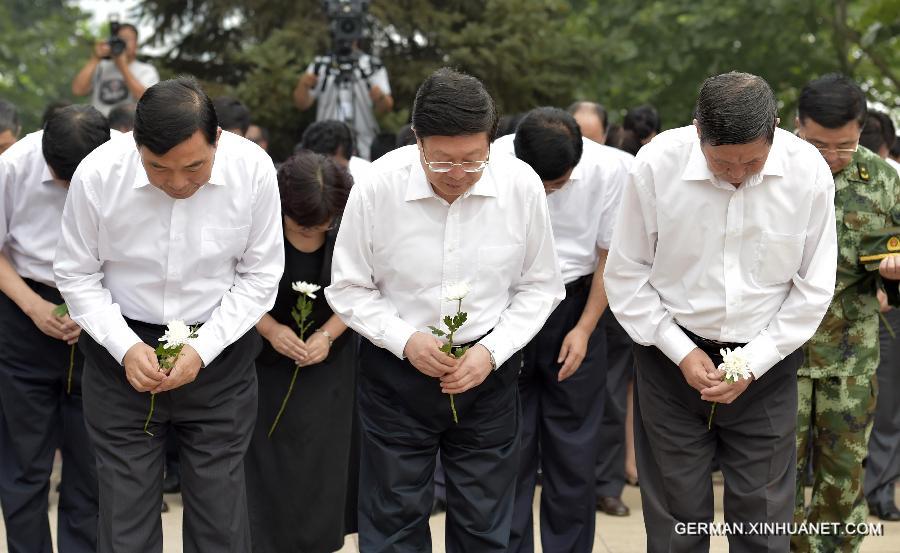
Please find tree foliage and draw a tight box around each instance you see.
[0,0,96,133]
[4,1,887,158]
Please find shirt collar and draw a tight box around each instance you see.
[132,149,226,189]
[40,162,55,186]
[681,136,785,184]
[404,160,498,202]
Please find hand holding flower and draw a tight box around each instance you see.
[152,344,203,393]
[704,347,753,430]
[299,330,330,367]
[404,332,458,378]
[439,344,492,394]
[678,348,721,392]
[263,321,307,363]
[123,342,164,392]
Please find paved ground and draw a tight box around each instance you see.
[1,464,897,552]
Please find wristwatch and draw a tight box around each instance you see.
[482,344,498,371]
[315,328,334,346]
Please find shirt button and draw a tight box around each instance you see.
[172,235,182,242]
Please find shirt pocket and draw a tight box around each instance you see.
[199,226,250,277]
[753,231,805,286]
[477,244,525,291]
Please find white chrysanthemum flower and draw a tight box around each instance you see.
[444,281,471,302]
[719,347,751,383]
[292,281,321,299]
[159,320,193,348]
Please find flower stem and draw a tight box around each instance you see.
[707,402,717,430]
[450,394,458,424]
[66,344,75,395]
[144,394,156,436]
[268,364,300,438]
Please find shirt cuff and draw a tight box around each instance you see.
[383,317,419,360]
[104,324,143,365]
[190,329,224,367]
[478,330,515,369]
[656,323,698,367]
[742,332,784,380]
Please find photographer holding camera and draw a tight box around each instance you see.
[293,1,393,161]
[71,21,159,116]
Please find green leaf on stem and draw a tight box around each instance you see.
[53,303,69,317]
[428,325,446,337]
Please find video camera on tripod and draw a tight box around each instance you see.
[315,0,381,85]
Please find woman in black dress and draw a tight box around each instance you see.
[246,151,356,552]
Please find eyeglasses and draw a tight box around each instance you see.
[801,136,859,160]
[420,147,489,173]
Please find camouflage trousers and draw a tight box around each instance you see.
[792,374,877,553]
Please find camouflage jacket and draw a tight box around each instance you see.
[800,146,900,378]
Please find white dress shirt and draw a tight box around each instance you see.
[493,135,631,283]
[604,126,837,379]
[54,131,285,366]
[348,155,374,186]
[325,144,565,366]
[0,131,70,287]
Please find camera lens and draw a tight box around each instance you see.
[340,19,358,34]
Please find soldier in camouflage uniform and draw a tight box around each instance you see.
[792,74,900,553]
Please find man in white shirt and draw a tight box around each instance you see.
[604,72,837,553]
[54,78,284,553]
[0,105,110,553]
[492,107,627,553]
[293,45,393,160]
[326,68,564,552]
[71,23,160,116]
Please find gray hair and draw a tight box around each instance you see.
[694,72,777,145]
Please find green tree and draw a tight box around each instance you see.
[0,0,95,133]
[137,0,592,160]
[569,0,898,129]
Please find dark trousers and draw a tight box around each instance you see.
[357,339,521,553]
[595,310,633,498]
[80,322,260,553]
[865,309,900,510]
[634,344,800,553]
[0,280,97,553]
[508,282,607,553]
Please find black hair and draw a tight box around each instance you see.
[694,72,778,145]
[134,77,218,155]
[566,101,608,134]
[620,105,661,155]
[891,136,900,159]
[301,120,354,160]
[859,111,895,154]
[42,105,110,182]
[213,96,251,136]
[41,100,71,129]
[116,23,138,39]
[498,113,525,137]
[107,102,136,132]
[370,132,398,161]
[0,99,20,136]
[798,73,867,130]
[396,123,416,147]
[513,107,583,181]
[278,150,352,227]
[411,68,498,140]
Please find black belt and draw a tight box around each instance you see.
[679,325,746,351]
[565,273,593,296]
[124,317,205,333]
